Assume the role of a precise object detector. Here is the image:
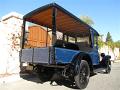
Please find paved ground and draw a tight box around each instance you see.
[0,62,120,90]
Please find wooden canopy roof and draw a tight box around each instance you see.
[23,3,99,37]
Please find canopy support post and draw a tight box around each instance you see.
[46,27,48,47]
[52,7,57,45]
[21,20,26,49]
[51,7,57,64]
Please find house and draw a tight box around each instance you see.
[0,12,52,83]
[0,12,23,82]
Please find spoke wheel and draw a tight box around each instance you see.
[74,60,90,89]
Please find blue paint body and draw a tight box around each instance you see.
[90,29,100,65]
[55,48,79,63]
[89,49,100,65]
[55,47,100,65]
[55,30,100,65]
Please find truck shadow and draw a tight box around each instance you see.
[20,72,106,89]
[52,79,81,89]
[20,73,80,89]
[20,73,41,83]
[94,68,109,74]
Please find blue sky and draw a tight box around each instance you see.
[0,0,120,41]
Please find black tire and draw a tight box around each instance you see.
[105,60,111,74]
[74,60,90,89]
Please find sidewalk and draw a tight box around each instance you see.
[111,59,120,63]
[114,60,120,63]
[0,74,21,84]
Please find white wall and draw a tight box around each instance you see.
[0,12,23,75]
[99,45,120,60]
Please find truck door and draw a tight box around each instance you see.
[89,30,100,65]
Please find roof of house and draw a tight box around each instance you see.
[1,12,23,21]
[24,3,99,37]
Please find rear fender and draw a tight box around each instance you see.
[55,48,80,64]
[72,52,93,72]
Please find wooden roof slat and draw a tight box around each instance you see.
[57,22,88,30]
[24,3,99,36]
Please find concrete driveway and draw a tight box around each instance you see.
[0,62,120,90]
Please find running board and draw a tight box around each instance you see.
[93,68,106,73]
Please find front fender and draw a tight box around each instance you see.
[104,55,111,60]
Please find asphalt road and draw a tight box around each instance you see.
[0,62,120,90]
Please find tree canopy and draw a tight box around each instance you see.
[114,40,120,48]
[80,16,94,26]
[105,32,114,50]
[106,32,113,42]
[80,16,120,49]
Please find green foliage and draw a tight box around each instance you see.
[114,40,120,48]
[106,41,115,50]
[98,36,105,48]
[80,16,94,26]
[106,32,113,42]
[105,32,115,50]
[80,16,120,50]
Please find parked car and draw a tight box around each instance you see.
[20,3,111,89]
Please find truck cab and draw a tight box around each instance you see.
[20,3,111,89]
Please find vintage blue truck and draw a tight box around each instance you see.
[20,3,111,89]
